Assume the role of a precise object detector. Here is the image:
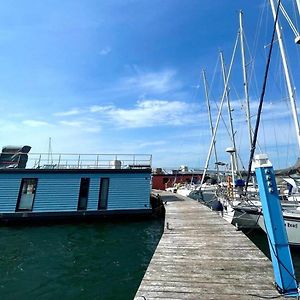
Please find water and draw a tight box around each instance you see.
[199,192,300,279]
[1,218,299,300]
[245,229,300,278]
[0,219,164,300]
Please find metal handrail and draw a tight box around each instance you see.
[0,152,152,170]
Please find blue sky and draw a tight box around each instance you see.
[0,0,299,170]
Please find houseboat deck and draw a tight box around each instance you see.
[134,191,284,299]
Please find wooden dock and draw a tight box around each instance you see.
[134,191,284,299]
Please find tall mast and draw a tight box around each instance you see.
[220,51,239,176]
[269,0,300,152]
[295,0,300,18]
[239,10,253,149]
[200,34,239,188]
[202,69,220,181]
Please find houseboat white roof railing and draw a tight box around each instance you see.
[0,152,152,170]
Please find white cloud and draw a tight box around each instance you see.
[54,108,81,117]
[209,98,292,126]
[99,47,111,55]
[30,94,298,170]
[137,140,167,148]
[121,69,181,94]
[84,127,101,133]
[59,119,101,133]
[89,105,114,113]
[89,99,202,128]
[59,120,83,127]
[23,120,50,127]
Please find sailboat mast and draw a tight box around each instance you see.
[269,0,300,152]
[220,51,239,175]
[239,10,253,149]
[200,35,239,188]
[295,0,300,17]
[202,69,220,180]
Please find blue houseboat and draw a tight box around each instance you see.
[0,146,154,222]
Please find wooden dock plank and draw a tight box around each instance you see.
[134,191,285,299]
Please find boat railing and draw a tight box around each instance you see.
[0,152,152,170]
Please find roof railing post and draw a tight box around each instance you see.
[58,154,61,168]
[78,154,81,169]
[38,154,41,168]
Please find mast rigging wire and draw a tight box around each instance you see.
[278,1,299,37]
[245,0,281,191]
[200,33,240,188]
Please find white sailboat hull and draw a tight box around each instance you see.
[250,211,300,247]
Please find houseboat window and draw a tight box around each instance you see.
[98,178,109,209]
[16,178,38,211]
[78,178,90,210]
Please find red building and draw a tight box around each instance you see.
[152,172,203,190]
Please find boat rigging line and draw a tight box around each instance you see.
[199,32,240,190]
[202,55,243,166]
[245,0,281,191]
[271,0,300,151]
[202,69,220,181]
[278,1,300,40]
[220,51,240,177]
[239,10,253,150]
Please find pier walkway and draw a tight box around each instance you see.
[134,191,283,299]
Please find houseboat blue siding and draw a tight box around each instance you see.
[0,169,151,216]
[33,176,80,212]
[107,176,151,210]
[0,174,22,212]
[86,173,151,211]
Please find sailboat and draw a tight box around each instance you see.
[229,0,300,245]
[191,10,263,227]
[198,2,300,243]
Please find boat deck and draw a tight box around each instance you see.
[134,191,285,299]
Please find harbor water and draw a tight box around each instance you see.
[199,191,300,278]
[0,219,164,300]
[246,229,300,278]
[0,218,299,300]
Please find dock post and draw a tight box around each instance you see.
[253,154,299,296]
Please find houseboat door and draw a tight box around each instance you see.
[98,178,109,210]
[16,178,37,211]
[78,178,90,211]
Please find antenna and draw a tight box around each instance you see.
[47,137,53,164]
